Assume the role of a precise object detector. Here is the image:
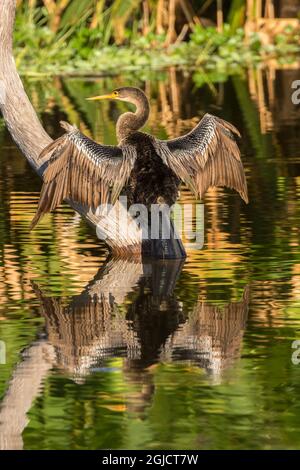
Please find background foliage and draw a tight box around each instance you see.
[14,1,300,74]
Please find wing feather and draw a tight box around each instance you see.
[153,113,248,203]
[30,122,136,229]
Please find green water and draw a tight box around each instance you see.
[0,68,300,450]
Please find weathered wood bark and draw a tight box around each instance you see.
[0,0,51,167]
[0,0,142,256]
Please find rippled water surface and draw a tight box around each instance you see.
[0,68,300,450]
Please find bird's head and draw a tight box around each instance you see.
[86,86,147,107]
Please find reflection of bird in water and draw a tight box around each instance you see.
[33,258,249,383]
[31,87,248,258]
[0,259,250,449]
[32,259,184,378]
[32,258,250,417]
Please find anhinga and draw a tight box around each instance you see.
[31,87,248,257]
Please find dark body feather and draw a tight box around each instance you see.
[123,132,180,207]
[122,133,184,259]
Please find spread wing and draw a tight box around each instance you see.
[30,122,137,229]
[153,113,248,203]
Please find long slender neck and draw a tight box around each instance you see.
[116,93,150,142]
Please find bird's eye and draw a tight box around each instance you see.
[113,91,118,97]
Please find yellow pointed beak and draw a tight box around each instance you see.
[86,93,116,101]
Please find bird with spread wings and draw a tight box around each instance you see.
[31,87,248,232]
